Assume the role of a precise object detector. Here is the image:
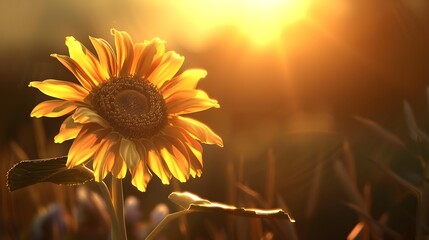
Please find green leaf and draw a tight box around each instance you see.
[168,192,295,221]
[147,192,295,240]
[7,156,93,191]
[168,191,211,209]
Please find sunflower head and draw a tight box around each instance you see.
[29,29,223,191]
[91,76,168,139]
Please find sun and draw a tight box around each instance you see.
[232,0,311,45]
[147,0,311,48]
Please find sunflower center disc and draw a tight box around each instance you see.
[92,76,168,139]
[115,90,149,115]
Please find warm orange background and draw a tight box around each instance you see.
[1,0,429,239]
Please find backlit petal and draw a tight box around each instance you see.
[67,126,107,168]
[90,36,117,78]
[72,107,110,128]
[166,90,219,115]
[65,36,105,84]
[111,142,127,179]
[130,142,152,192]
[29,80,89,101]
[160,69,207,98]
[142,139,171,184]
[134,38,165,78]
[119,138,140,168]
[170,116,223,147]
[162,126,203,177]
[93,133,120,181]
[146,40,166,75]
[51,54,96,90]
[30,100,79,118]
[54,115,83,143]
[130,42,148,75]
[94,148,115,182]
[111,29,134,76]
[148,51,184,87]
[154,136,190,182]
[130,161,152,192]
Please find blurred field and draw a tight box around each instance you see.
[1,0,429,239]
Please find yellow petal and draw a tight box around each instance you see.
[92,141,115,182]
[119,138,140,168]
[130,142,152,192]
[29,79,89,101]
[30,100,79,118]
[142,139,172,184]
[151,38,165,62]
[134,38,165,78]
[130,42,148,75]
[65,36,105,84]
[72,107,110,128]
[111,158,127,179]
[94,150,115,182]
[67,126,106,168]
[165,90,219,115]
[111,143,127,179]
[162,125,203,158]
[145,39,166,76]
[54,115,83,143]
[160,69,207,98]
[93,133,119,182]
[130,161,152,192]
[111,29,134,77]
[148,51,184,87]
[51,54,96,90]
[89,36,117,78]
[170,116,223,147]
[162,126,203,177]
[154,136,190,182]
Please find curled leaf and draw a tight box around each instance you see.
[168,191,294,221]
[168,191,211,209]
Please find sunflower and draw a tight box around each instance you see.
[29,29,223,191]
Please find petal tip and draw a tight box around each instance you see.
[53,136,61,143]
[133,182,148,192]
[160,177,170,185]
[110,28,118,35]
[29,107,38,117]
[178,178,187,183]
[28,81,37,88]
[65,159,73,169]
[65,36,76,45]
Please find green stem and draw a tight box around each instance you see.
[97,181,120,240]
[146,210,191,240]
[112,177,127,240]
[79,166,120,240]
